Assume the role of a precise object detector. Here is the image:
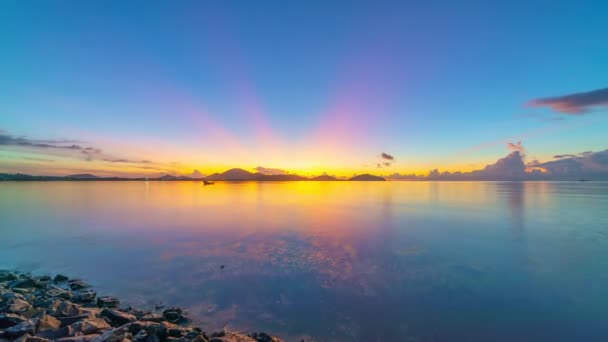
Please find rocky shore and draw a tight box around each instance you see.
[0,271,282,342]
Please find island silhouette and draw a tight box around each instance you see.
[0,168,386,182]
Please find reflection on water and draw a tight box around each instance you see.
[1,181,608,341]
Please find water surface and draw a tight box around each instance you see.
[1,181,607,341]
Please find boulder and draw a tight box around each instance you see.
[0,272,18,282]
[0,312,27,329]
[162,307,187,324]
[139,313,163,322]
[56,335,101,342]
[73,290,97,303]
[58,314,90,327]
[100,309,136,327]
[68,280,90,291]
[54,275,69,283]
[96,296,119,309]
[9,279,38,290]
[52,301,83,317]
[90,327,130,342]
[70,318,111,335]
[3,298,32,314]
[37,313,62,332]
[46,286,72,300]
[4,319,37,339]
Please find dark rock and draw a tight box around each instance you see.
[139,313,163,322]
[56,335,101,342]
[100,309,136,327]
[70,317,111,335]
[36,326,71,340]
[54,274,69,283]
[210,331,225,338]
[59,314,90,327]
[37,313,62,332]
[131,329,147,342]
[162,307,187,324]
[2,298,32,314]
[0,272,18,282]
[1,292,25,301]
[12,287,34,295]
[9,279,38,289]
[68,280,90,291]
[0,312,27,329]
[208,339,223,342]
[46,286,72,300]
[91,327,130,342]
[250,332,277,342]
[52,301,83,317]
[73,289,97,303]
[96,296,119,309]
[38,275,52,282]
[4,319,37,338]
[17,335,51,342]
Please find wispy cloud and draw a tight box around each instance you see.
[506,141,525,154]
[528,87,608,114]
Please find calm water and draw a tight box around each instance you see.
[1,181,608,341]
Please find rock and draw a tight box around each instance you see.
[250,333,281,342]
[90,327,130,342]
[73,289,97,303]
[16,335,51,342]
[139,313,163,322]
[56,335,101,342]
[36,326,71,340]
[68,280,90,291]
[38,275,52,282]
[162,307,187,324]
[70,317,111,335]
[0,272,18,282]
[1,291,25,301]
[54,274,69,283]
[96,296,119,308]
[131,329,147,342]
[36,314,61,331]
[100,309,136,327]
[37,313,62,331]
[4,319,37,338]
[0,312,27,329]
[46,286,72,300]
[3,298,32,314]
[52,301,83,317]
[9,279,38,289]
[58,314,90,327]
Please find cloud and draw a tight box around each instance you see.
[553,154,577,159]
[190,169,204,177]
[381,153,394,161]
[506,141,525,154]
[254,166,287,175]
[528,87,608,114]
[0,132,86,150]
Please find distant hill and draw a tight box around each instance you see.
[206,168,260,181]
[1,170,387,182]
[311,175,338,181]
[348,174,386,181]
[66,174,99,180]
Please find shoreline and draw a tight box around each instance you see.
[0,271,282,342]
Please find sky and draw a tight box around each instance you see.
[1,0,608,178]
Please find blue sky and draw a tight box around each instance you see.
[1,0,607,176]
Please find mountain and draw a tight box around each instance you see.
[205,168,260,181]
[311,175,338,181]
[348,174,386,181]
[258,174,307,181]
[65,174,99,180]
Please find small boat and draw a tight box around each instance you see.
[203,180,214,185]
